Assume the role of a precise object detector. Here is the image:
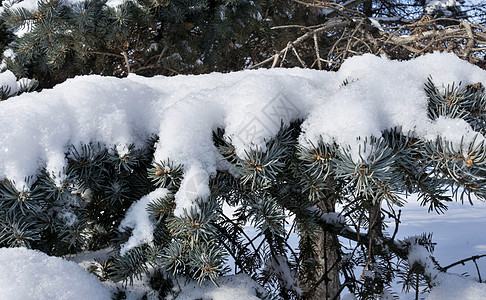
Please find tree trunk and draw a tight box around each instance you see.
[363,0,373,17]
[300,193,341,299]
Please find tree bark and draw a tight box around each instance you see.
[300,189,341,299]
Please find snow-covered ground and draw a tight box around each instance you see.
[399,198,486,279]
[395,197,486,299]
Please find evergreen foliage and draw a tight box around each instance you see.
[1,0,484,90]
[1,0,486,298]
[0,77,484,299]
[0,0,282,87]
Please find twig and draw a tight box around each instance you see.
[391,209,401,240]
[473,259,483,283]
[253,13,486,71]
[271,24,321,30]
[86,51,124,58]
[442,254,486,271]
[271,54,279,68]
[249,20,350,69]
[280,43,290,67]
[292,45,307,67]
[462,20,475,59]
[314,32,322,70]
[121,51,131,73]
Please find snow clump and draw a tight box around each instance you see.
[0,247,111,300]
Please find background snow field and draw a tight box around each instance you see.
[395,199,486,299]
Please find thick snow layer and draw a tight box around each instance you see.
[427,273,486,300]
[0,247,111,300]
[173,273,265,300]
[0,53,485,215]
[119,188,170,255]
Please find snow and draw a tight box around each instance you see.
[264,255,301,295]
[105,275,161,300]
[0,52,484,214]
[0,70,18,95]
[300,54,485,154]
[0,49,15,69]
[425,0,462,16]
[407,241,486,300]
[119,188,170,255]
[391,198,486,299]
[0,247,111,300]
[0,0,84,13]
[427,273,486,300]
[173,273,266,300]
[397,199,486,275]
[0,52,484,297]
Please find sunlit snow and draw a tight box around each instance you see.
[0,247,111,300]
[0,53,485,215]
[0,52,485,298]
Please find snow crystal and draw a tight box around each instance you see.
[173,273,265,300]
[0,247,111,300]
[119,188,170,255]
[0,53,484,214]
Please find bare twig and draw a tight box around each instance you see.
[292,45,307,67]
[314,32,322,70]
[252,12,486,71]
[121,51,131,73]
[442,254,486,271]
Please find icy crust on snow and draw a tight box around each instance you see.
[173,273,266,300]
[407,244,486,300]
[0,247,111,300]
[0,53,485,215]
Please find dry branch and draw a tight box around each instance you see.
[252,14,486,71]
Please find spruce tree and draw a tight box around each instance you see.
[0,0,282,87]
[1,0,486,299]
[1,0,483,90]
[0,73,484,299]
